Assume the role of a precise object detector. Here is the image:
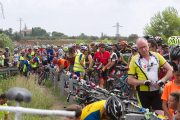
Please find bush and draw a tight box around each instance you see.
[0,33,13,51]
[102,38,112,44]
[76,39,85,44]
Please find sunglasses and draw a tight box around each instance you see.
[101,47,105,48]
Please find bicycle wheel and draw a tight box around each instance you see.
[38,73,44,85]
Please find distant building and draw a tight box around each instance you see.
[21,29,32,37]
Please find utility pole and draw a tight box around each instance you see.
[17,18,24,34]
[113,22,123,42]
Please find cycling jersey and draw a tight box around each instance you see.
[0,55,4,66]
[41,50,47,61]
[93,51,110,70]
[12,53,19,62]
[128,52,166,91]
[57,59,69,68]
[81,100,106,120]
[0,103,9,120]
[120,48,131,65]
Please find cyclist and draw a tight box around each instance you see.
[0,50,4,68]
[155,36,163,55]
[75,44,81,54]
[89,43,111,89]
[26,47,33,58]
[12,48,19,67]
[52,57,69,76]
[31,52,40,77]
[23,55,32,79]
[0,93,9,120]
[73,46,87,78]
[33,46,40,57]
[18,50,25,76]
[148,40,157,52]
[128,38,173,116]
[113,44,121,65]
[119,41,131,66]
[162,44,169,55]
[143,35,154,40]
[57,49,63,59]
[81,95,123,120]
[90,42,95,58]
[66,47,76,72]
[66,105,82,120]
[79,43,83,46]
[3,47,10,67]
[41,46,48,65]
[106,46,117,79]
[47,45,56,63]
[62,46,68,59]
[84,47,92,80]
[169,45,180,120]
[127,45,138,68]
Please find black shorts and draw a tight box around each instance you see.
[136,90,162,110]
[32,68,38,73]
[42,60,48,65]
[98,70,108,81]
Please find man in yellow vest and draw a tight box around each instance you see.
[73,46,87,78]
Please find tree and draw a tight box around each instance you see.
[127,34,138,41]
[52,31,64,37]
[32,27,34,36]
[24,23,28,29]
[102,38,112,43]
[143,6,180,43]
[0,33,13,50]
[33,27,47,36]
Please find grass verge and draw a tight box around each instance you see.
[0,75,58,120]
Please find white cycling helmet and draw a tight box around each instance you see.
[14,48,18,51]
[81,46,88,51]
[58,49,63,55]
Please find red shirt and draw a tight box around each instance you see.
[93,51,110,69]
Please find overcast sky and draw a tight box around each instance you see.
[1,0,180,37]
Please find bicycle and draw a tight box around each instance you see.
[38,65,50,85]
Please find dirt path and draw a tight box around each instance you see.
[39,86,67,120]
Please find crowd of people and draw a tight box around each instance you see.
[1,35,180,120]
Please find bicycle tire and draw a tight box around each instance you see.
[38,73,44,85]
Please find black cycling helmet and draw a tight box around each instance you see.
[106,46,113,51]
[99,43,106,47]
[143,35,154,40]
[84,43,89,47]
[155,36,163,46]
[95,43,99,48]
[131,45,138,51]
[162,44,168,48]
[104,95,123,120]
[170,45,180,63]
[170,45,180,74]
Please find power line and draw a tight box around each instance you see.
[17,18,24,34]
[0,2,5,19]
[113,22,123,41]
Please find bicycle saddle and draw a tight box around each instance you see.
[116,66,128,71]
[6,87,32,103]
[107,78,114,82]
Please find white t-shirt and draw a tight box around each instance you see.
[13,53,19,62]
